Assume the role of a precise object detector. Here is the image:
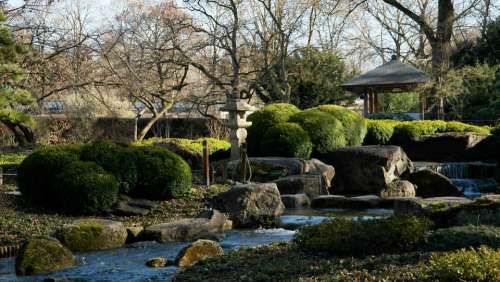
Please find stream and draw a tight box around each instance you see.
[0,208,392,282]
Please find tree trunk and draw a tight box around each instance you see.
[136,108,169,141]
[1,120,35,147]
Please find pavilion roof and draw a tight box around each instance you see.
[342,56,431,93]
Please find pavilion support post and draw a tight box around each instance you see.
[420,93,426,120]
[370,90,375,114]
[363,94,369,117]
[374,92,379,113]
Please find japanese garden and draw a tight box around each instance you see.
[0,0,499,281]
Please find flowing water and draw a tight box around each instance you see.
[413,161,498,197]
[0,209,392,282]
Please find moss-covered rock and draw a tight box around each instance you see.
[56,219,128,252]
[146,257,171,268]
[15,237,75,276]
[175,239,224,268]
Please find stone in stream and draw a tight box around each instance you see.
[212,183,285,228]
[142,210,232,243]
[380,180,416,198]
[281,194,310,208]
[126,226,144,244]
[145,257,171,268]
[111,195,157,216]
[15,237,75,276]
[175,240,224,268]
[407,169,463,198]
[311,195,381,209]
[56,219,128,252]
[318,146,413,195]
[273,175,323,199]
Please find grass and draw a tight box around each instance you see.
[0,185,228,245]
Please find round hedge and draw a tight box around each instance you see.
[247,103,301,156]
[364,120,399,145]
[260,122,313,159]
[131,146,192,199]
[290,109,346,154]
[391,120,447,144]
[18,146,80,206]
[53,161,119,215]
[80,140,138,194]
[317,105,367,146]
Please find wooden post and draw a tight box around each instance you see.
[240,143,248,183]
[374,92,379,113]
[202,140,210,187]
[0,167,3,186]
[420,93,426,120]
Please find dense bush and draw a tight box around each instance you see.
[391,120,448,143]
[317,105,367,146]
[364,120,399,145]
[369,112,414,121]
[445,121,490,135]
[18,146,80,206]
[425,225,500,252]
[53,161,119,214]
[492,124,500,139]
[247,103,301,156]
[135,137,230,155]
[294,216,430,257]
[424,246,500,282]
[80,140,138,193]
[290,109,346,154]
[131,146,192,199]
[260,123,313,159]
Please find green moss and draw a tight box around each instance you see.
[260,122,313,159]
[317,105,367,146]
[134,137,230,155]
[57,221,105,252]
[290,109,347,154]
[15,237,75,276]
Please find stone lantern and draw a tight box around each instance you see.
[221,98,256,160]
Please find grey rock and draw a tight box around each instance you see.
[311,195,381,209]
[394,197,472,217]
[407,169,463,198]
[226,158,306,182]
[126,226,144,244]
[381,180,416,198]
[273,175,324,199]
[281,194,310,209]
[16,237,75,276]
[145,257,170,268]
[175,239,224,268]
[212,183,285,228]
[142,210,231,243]
[319,146,413,195]
[304,158,335,189]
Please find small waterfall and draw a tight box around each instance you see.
[414,162,498,197]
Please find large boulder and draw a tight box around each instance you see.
[142,210,232,243]
[380,180,416,198]
[394,196,499,228]
[407,169,463,198]
[281,194,310,209]
[273,175,324,199]
[304,158,335,190]
[56,219,128,252]
[175,239,224,268]
[212,183,285,228]
[318,146,413,195]
[396,132,491,162]
[226,157,306,182]
[111,195,157,216]
[15,237,75,276]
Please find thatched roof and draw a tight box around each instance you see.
[342,56,431,94]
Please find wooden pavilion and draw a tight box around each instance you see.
[342,55,431,118]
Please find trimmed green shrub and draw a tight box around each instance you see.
[317,105,367,146]
[18,146,80,206]
[425,225,500,251]
[53,161,119,215]
[80,140,138,193]
[294,216,430,257]
[247,103,301,156]
[424,246,500,282]
[369,112,414,121]
[391,120,447,143]
[290,109,346,154]
[131,146,192,199]
[260,122,313,159]
[445,121,490,135]
[364,120,399,145]
[135,137,230,155]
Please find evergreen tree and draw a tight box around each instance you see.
[0,12,35,146]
